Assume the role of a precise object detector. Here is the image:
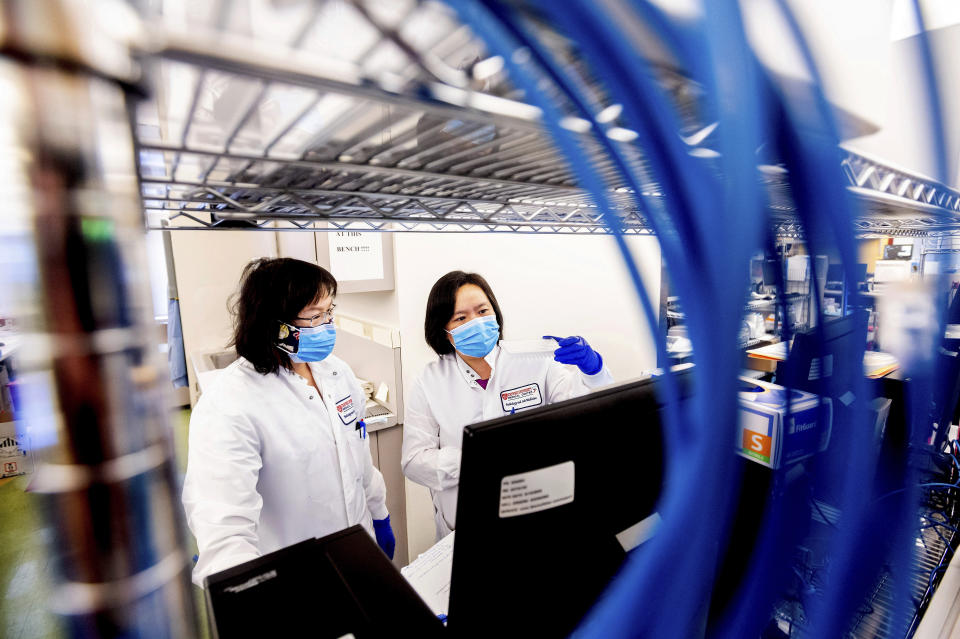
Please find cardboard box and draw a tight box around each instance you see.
[737,377,832,469]
[0,421,30,478]
[0,362,12,415]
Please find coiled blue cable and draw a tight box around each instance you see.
[524,2,766,637]
[472,0,703,457]
[763,3,898,637]
[440,1,948,636]
[442,3,758,637]
[436,1,696,481]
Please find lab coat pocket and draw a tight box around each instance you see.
[344,421,370,471]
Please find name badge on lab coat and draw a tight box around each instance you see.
[335,395,357,425]
[500,383,543,413]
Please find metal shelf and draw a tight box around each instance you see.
[133,1,960,236]
[134,3,660,234]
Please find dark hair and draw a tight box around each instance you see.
[231,258,338,375]
[424,271,504,356]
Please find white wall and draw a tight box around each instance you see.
[846,23,960,187]
[391,232,662,560]
[171,231,278,405]
[335,289,400,326]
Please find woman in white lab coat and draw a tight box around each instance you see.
[182,258,394,586]
[401,271,613,539]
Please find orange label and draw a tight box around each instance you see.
[742,431,772,459]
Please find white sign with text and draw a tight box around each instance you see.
[328,232,384,281]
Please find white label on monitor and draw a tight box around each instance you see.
[615,512,661,552]
[498,461,574,518]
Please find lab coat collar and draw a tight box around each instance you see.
[454,344,500,389]
[307,358,338,379]
[278,358,339,387]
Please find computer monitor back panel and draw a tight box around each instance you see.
[762,259,779,286]
[448,374,690,637]
[777,312,867,400]
[204,526,443,638]
[205,539,360,638]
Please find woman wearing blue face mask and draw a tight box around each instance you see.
[183,258,394,587]
[401,271,613,539]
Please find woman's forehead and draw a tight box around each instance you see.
[455,283,489,306]
[302,293,334,312]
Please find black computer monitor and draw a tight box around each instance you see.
[762,259,779,286]
[947,287,960,326]
[826,263,842,283]
[883,244,913,261]
[853,262,868,285]
[776,312,872,508]
[821,263,868,286]
[447,373,692,637]
[776,312,867,399]
[204,526,444,638]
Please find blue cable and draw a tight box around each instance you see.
[440,2,940,636]
[534,1,722,273]
[924,538,954,602]
[768,3,890,638]
[536,4,766,637]
[947,448,960,475]
[687,5,805,638]
[473,0,700,454]
[520,0,733,466]
[503,4,756,637]
[810,497,839,531]
[921,516,960,538]
[919,511,956,551]
[875,482,960,503]
[436,4,716,539]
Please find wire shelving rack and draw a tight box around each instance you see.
[132,1,960,237]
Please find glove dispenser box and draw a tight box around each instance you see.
[737,377,832,469]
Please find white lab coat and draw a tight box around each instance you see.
[401,344,613,539]
[182,355,388,586]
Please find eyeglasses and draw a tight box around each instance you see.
[294,305,336,327]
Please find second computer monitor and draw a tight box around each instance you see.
[447,372,691,637]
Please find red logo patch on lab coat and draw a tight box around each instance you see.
[335,395,357,425]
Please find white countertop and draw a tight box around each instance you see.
[0,332,21,362]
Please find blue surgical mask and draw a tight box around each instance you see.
[289,323,337,363]
[448,316,500,358]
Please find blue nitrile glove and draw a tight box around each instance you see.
[544,335,603,375]
[373,515,396,559]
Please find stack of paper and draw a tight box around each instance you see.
[863,351,899,378]
[746,342,899,379]
[400,532,455,617]
[746,342,789,361]
[356,377,375,399]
